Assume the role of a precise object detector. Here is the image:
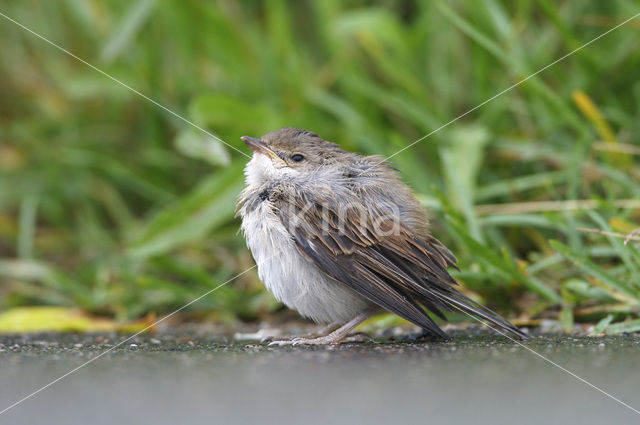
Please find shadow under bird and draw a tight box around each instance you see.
[237,127,526,345]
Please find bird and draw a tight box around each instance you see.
[236,127,526,345]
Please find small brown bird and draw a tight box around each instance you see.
[237,127,525,345]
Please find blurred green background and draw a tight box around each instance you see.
[1,0,640,333]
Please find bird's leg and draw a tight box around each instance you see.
[268,310,374,346]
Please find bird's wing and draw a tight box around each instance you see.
[275,188,525,339]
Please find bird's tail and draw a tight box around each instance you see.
[433,290,528,340]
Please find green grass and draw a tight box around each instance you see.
[1,0,639,332]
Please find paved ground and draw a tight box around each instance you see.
[1,330,639,425]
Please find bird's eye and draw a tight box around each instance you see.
[291,154,304,162]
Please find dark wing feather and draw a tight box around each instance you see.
[277,191,526,339]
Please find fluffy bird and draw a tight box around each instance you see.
[236,127,525,345]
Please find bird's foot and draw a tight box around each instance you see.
[268,331,372,346]
[258,324,339,344]
[268,310,376,346]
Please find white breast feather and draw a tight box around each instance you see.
[239,155,370,324]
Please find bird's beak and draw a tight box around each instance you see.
[241,136,286,165]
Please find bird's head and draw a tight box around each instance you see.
[241,127,351,184]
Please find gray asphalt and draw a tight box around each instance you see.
[1,331,639,425]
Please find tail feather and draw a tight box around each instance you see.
[431,290,527,340]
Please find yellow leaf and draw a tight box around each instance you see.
[572,90,630,168]
[572,90,617,143]
[0,307,152,333]
[609,218,637,234]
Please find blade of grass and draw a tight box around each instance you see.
[550,240,639,301]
